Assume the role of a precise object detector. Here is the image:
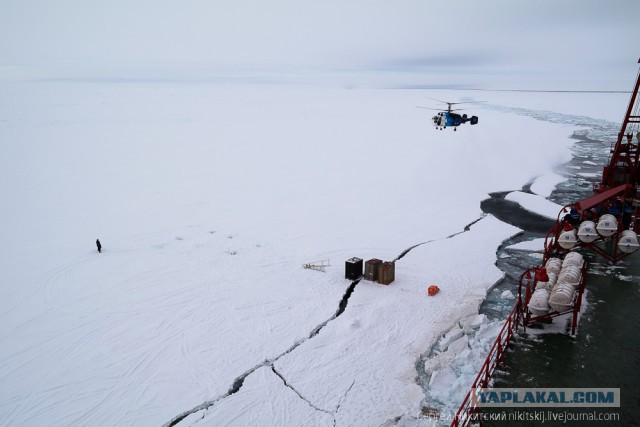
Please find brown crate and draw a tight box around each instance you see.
[377,261,395,285]
[364,258,382,281]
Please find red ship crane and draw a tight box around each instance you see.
[596,58,640,192]
[452,60,640,427]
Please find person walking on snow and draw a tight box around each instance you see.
[96,239,102,253]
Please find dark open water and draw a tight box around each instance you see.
[478,130,640,425]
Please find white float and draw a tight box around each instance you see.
[528,288,551,316]
[596,214,618,237]
[549,283,576,312]
[562,251,584,268]
[536,271,558,292]
[545,258,563,275]
[577,220,598,243]
[617,230,639,254]
[558,229,578,249]
[558,265,582,287]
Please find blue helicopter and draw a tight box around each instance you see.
[417,99,483,131]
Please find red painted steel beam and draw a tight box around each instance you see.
[573,184,630,212]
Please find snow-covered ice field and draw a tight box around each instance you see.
[0,78,627,426]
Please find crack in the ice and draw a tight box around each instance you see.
[448,215,486,238]
[167,214,490,426]
[393,214,487,262]
[333,278,360,319]
[333,380,355,416]
[271,366,334,415]
[393,241,434,262]
[165,277,362,426]
[271,366,356,427]
[480,103,619,142]
[162,393,227,427]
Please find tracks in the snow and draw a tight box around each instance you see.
[164,274,363,426]
[165,215,491,426]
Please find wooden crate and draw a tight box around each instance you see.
[377,261,395,285]
[364,258,382,281]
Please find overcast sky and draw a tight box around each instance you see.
[1,0,638,89]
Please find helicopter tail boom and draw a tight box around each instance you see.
[460,114,479,125]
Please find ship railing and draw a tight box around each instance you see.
[450,298,522,427]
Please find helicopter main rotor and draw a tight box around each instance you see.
[424,97,486,113]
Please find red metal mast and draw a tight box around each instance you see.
[597,58,640,192]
